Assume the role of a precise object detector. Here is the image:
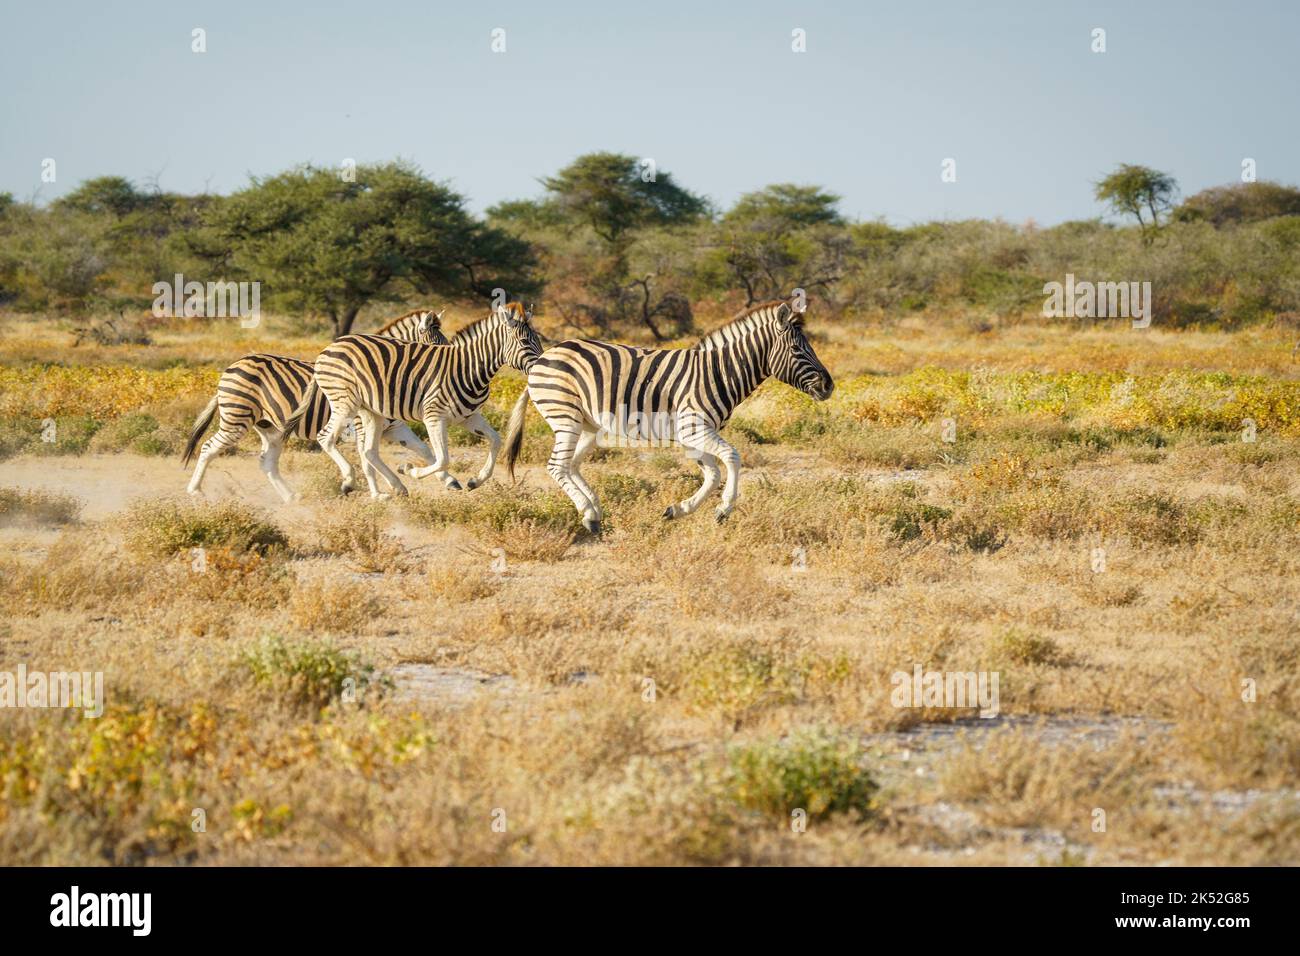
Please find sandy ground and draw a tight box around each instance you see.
[0,448,926,524]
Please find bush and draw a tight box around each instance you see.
[726,727,878,822]
[1176,181,1300,226]
[884,500,952,542]
[406,485,578,534]
[239,635,382,711]
[123,499,289,558]
[87,413,169,455]
[991,628,1068,667]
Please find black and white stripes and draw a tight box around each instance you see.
[182,309,445,501]
[283,302,542,497]
[503,297,833,531]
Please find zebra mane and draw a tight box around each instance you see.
[695,299,792,350]
[374,309,429,334]
[452,302,527,342]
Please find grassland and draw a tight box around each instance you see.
[0,306,1297,865]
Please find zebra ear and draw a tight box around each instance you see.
[775,302,795,326]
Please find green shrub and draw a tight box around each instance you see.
[406,485,580,534]
[240,635,383,711]
[24,416,102,456]
[991,628,1067,667]
[726,727,878,822]
[123,499,289,558]
[884,501,952,542]
[88,412,168,454]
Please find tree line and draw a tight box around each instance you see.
[1,156,1299,337]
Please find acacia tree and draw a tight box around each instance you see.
[706,184,851,306]
[541,152,707,248]
[1094,164,1178,243]
[192,162,537,337]
[533,154,707,340]
[514,153,707,338]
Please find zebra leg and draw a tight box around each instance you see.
[382,421,435,476]
[680,432,741,522]
[568,427,602,521]
[664,452,720,520]
[353,417,399,495]
[407,418,462,490]
[462,411,501,491]
[358,409,407,498]
[318,402,359,495]
[255,426,297,503]
[187,423,246,495]
[546,428,601,534]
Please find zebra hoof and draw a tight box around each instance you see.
[662,506,676,520]
[340,481,355,495]
[714,508,731,525]
[446,478,463,491]
[466,478,481,491]
[583,517,601,536]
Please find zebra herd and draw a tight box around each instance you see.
[183,296,834,531]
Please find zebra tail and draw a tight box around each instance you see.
[278,381,320,445]
[503,387,532,480]
[181,395,219,466]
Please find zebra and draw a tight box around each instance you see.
[281,302,542,499]
[182,309,447,502]
[502,297,833,533]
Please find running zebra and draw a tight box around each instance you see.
[182,309,446,501]
[503,297,833,532]
[281,302,542,498]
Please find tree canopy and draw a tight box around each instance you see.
[190,162,537,337]
[724,184,844,228]
[540,152,708,246]
[1094,164,1178,240]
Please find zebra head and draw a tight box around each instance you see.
[770,300,833,400]
[415,309,449,345]
[499,302,542,372]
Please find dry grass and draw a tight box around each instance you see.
[0,309,1297,865]
[0,486,81,527]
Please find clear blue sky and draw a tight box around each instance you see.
[2,0,1296,224]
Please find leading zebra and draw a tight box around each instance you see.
[503,297,833,532]
[281,302,542,498]
[182,309,446,502]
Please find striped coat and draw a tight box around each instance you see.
[283,302,541,498]
[504,297,833,531]
[183,309,445,501]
